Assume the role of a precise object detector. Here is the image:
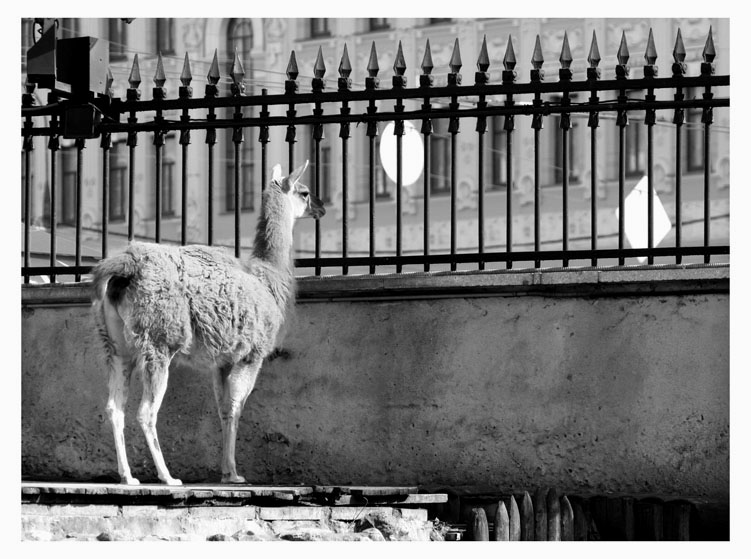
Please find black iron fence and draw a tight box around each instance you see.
[21,26,729,283]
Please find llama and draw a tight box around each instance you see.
[91,161,324,485]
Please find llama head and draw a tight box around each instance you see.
[271,161,326,220]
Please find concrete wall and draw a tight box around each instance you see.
[21,268,729,502]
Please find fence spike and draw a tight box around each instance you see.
[673,28,686,63]
[449,38,462,73]
[286,50,299,80]
[231,48,245,85]
[561,496,574,541]
[559,31,572,69]
[421,38,434,75]
[314,46,326,79]
[477,35,490,72]
[393,40,407,76]
[105,66,114,96]
[703,26,716,63]
[338,43,352,78]
[503,35,516,71]
[645,28,658,65]
[531,35,544,69]
[521,491,535,540]
[128,53,141,89]
[154,52,166,88]
[547,488,561,541]
[588,30,601,67]
[617,31,630,66]
[508,496,521,541]
[180,52,192,86]
[207,49,220,85]
[367,41,379,77]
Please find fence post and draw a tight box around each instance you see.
[494,500,509,541]
[470,507,489,541]
[534,487,548,541]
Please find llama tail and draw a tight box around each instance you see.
[91,249,139,304]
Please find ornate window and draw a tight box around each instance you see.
[310,18,330,38]
[108,19,128,60]
[156,18,175,55]
[369,18,389,31]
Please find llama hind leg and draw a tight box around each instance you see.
[138,353,182,486]
[213,358,262,484]
[106,354,139,485]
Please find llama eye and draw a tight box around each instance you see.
[301,192,310,199]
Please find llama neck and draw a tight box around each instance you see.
[251,188,295,273]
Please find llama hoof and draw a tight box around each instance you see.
[221,474,247,484]
[121,476,140,486]
[161,477,183,486]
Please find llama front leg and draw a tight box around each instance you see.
[106,355,139,485]
[213,358,262,484]
[138,353,182,486]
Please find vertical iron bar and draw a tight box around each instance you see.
[368,132,376,274]
[449,95,459,271]
[101,133,111,259]
[341,137,348,275]
[647,121,654,264]
[423,113,432,273]
[205,78,218,246]
[155,135,162,244]
[506,127,513,269]
[562,127,569,267]
[703,118,711,263]
[590,126,598,266]
[534,129,541,267]
[450,128,457,271]
[477,128,485,271]
[314,126,322,276]
[48,102,59,283]
[181,140,188,246]
[234,140,241,258]
[23,142,31,283]
[22,85,34,284]
[260,89,269,192]
[675,120,683,264]
[618,123,626,266]
[396,129,403,273]
[128,142,135,242]
[74,139,84,281]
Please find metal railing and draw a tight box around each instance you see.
[21,26,729,283]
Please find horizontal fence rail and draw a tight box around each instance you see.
[21,26,729,283]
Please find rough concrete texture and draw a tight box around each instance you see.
[22,287,728,502]
[21,504,440,541]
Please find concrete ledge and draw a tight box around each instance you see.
[21,264,730,306]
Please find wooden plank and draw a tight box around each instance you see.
[507,495,521,541]
[470,507,489,541]
[664,501,691,541]
[572,499,589,541]
[520,491,534,541]
[634,498,664,541]
[494,500,509,541]
[546,488,561,541]
[534,488,548,541]
[622,497,635,540]
[561,495,574,541]
[316,493,448,506]
[314,485,417,496]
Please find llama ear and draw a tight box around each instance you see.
[288,160,309,185]
[271,164,283,183]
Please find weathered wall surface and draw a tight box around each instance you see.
[21,271,729,502]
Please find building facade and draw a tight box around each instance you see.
[21,18,730,273]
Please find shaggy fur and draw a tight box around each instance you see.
[91,162,324,485]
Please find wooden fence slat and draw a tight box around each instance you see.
[521,491,535,541]
[508,495,521,541]
[561,495,574,541]
[534,488,548,541]
[471,507,490,541]
[494,500,510,541]
[547,488,561,541]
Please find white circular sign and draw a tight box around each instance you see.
[379,121,425,186]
